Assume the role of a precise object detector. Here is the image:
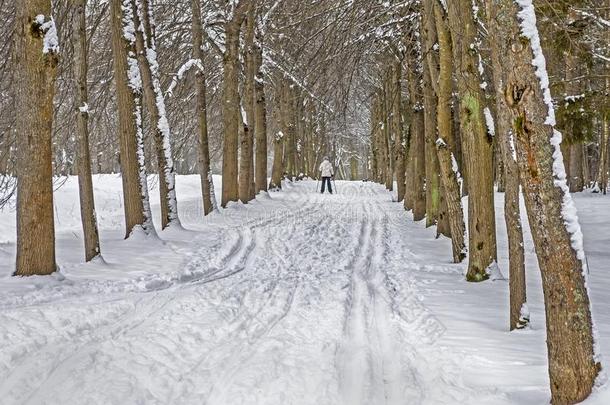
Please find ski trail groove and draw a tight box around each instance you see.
[0,181,480,405]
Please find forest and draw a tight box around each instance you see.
[1,0,609,404]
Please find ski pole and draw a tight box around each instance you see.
[316,178,320,192]
[332,178,337,194]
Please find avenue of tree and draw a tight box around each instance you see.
[4,0,609,403]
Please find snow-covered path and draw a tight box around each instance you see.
[2,177,610,404]
[0,180,482,404]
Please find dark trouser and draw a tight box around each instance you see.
[321,177,333,194]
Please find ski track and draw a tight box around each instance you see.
[0,181,497,405]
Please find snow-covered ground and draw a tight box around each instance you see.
[1,175,609,404]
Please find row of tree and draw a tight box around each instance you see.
[367,0,607,403]
[6,0,608,403]
[8,0,409,277]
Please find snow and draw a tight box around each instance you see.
[575,9,610,28]
[484,107,495,137]
[36,15,59,54]
[451,152,464,195]
[508,131,517,161]
[134,101,156,236]
[121,1,137,43]
[519,303,531,326]
[2,177,610,404]
[166,59,204,96]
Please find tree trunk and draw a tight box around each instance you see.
[110,0,155,238]
[383,76,394,191]
[350,155,359,180]
[432,1,466,263]
[392,61,405,202]
[221,3,247,207]
[421,1,440,228]
[191,0,216,214]
[485,0,527,330]
[14,0,58,275]
[239,3,256,203]
[371,103,381,184]
[283,85,297,181]
[73,0,101,262]
[269,131,284,190]
[564,21,585,193]
[406,60,426,220]
[447,0,497,281]
[595,31,609,194]
[597,110,609,194]
[132,0,179,229]
[254,36,268,194]
[498,0,599,401]
[495,140,506,192]
[569,143,585,192]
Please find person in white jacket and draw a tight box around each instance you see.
[318,156,334,194]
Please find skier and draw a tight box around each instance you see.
[318,156,334,194]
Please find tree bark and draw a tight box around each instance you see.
[497,0,599,401]
[14,0,58,275]
[73,0,101,262]
[221,2,247,207]
[432,1,466,263]
[421,0,440,228]
[597,110,609,194]
[383,75,394,191]
[191,0,216,215]
[283,84,297,180]
[269,131,284,190]
[485,0,527,330]
[371,103,381,184]
[239,3,256,203]
[447,0,497,281]
[110,0,155,238]
[254,36,268,194]
[569,142,585,192]
[564,16,585,193]
[132,0,179,229]
[406,59,426,220]
[392,61,405,202]
[595,24,609,194]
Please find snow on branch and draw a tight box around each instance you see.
[166,59,205,96]
[263,51,334,114]
[35,14,59,54]
[593,53,610,63]
[574,9,610,28]
[259,0,283,34]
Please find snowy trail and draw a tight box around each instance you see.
[0,180,509,405]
